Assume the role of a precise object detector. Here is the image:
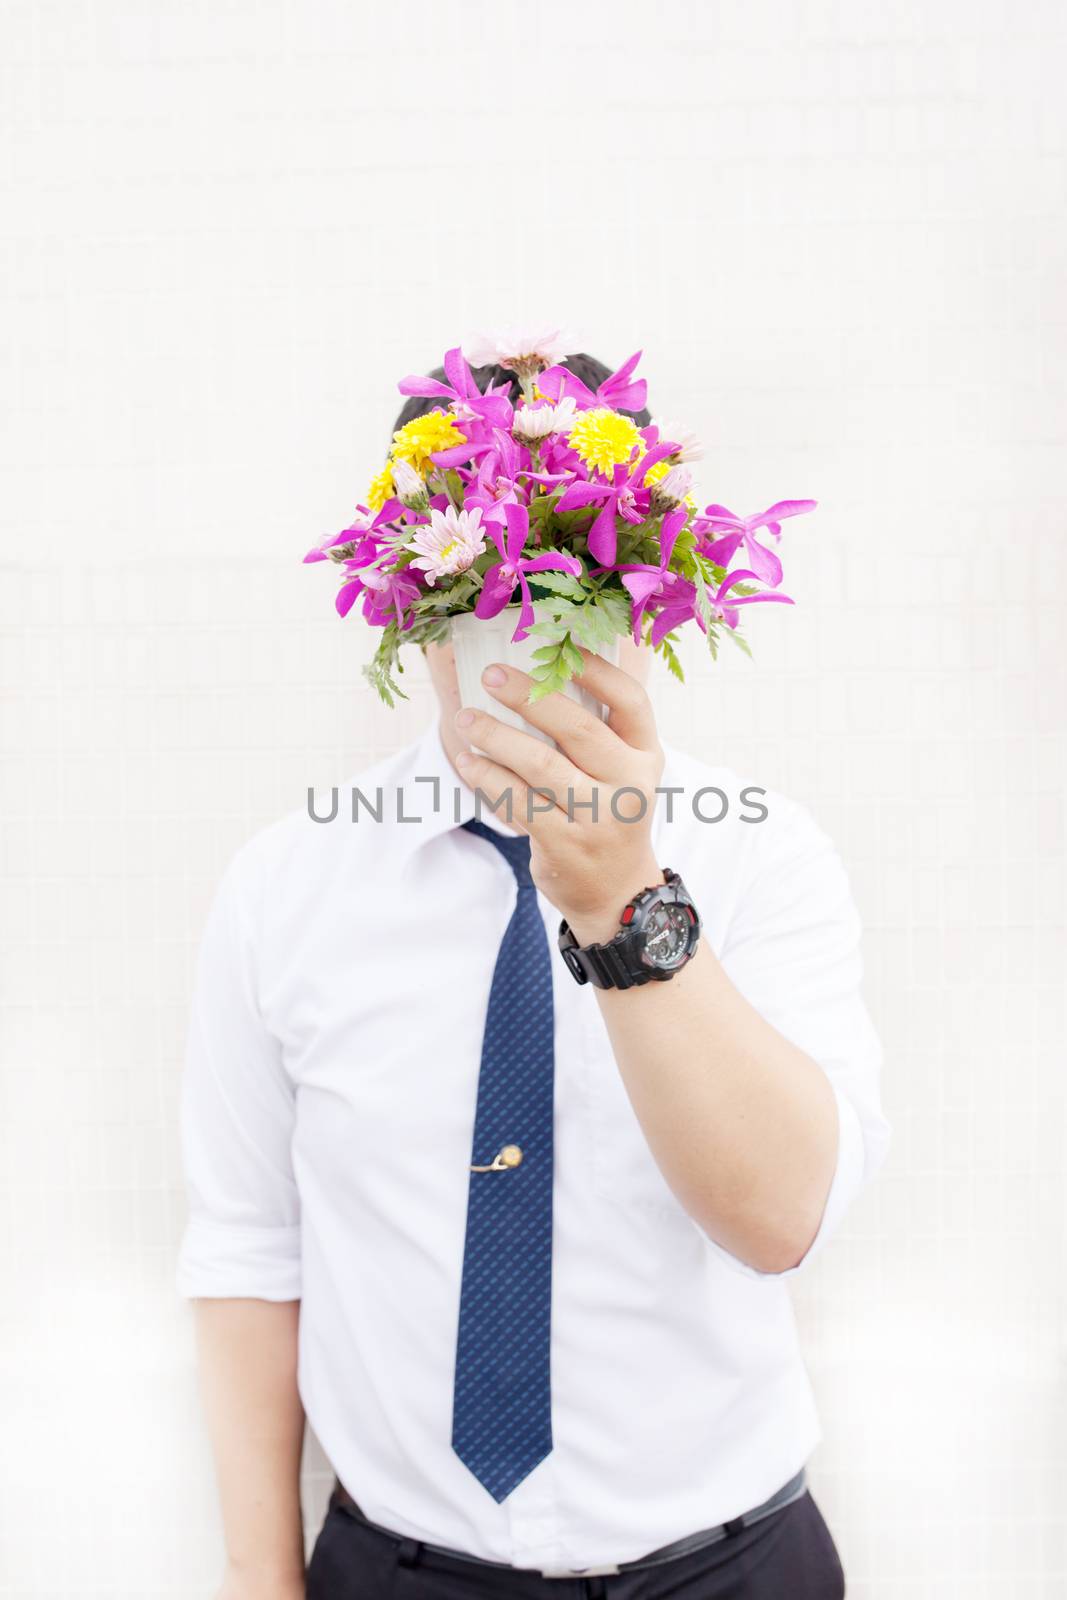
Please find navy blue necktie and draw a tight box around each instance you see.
[451,817,555,1502]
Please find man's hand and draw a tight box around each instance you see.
[454,650,665,944]
[454,651,841,1273]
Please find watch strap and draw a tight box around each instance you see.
[558,869,696,991]
[559,931,650,991]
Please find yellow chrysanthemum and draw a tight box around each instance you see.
[642,456,698,509]
[366,462,394,513]
[390,409,467,474]
[567,407,642,476]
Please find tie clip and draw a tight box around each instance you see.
[470,1144,523,1172]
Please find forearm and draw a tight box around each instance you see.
[451,657,840,1272]
[573,882,838,1273]
[195,1298,306,1594]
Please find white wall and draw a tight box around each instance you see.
[2,2,1064,1596]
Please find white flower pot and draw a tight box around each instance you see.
[450,605,619,750]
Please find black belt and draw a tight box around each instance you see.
[330,1465,808,1580]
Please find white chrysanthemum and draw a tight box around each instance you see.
[462,325,572,371]
[511,396,579,442]
[391,458,423,497]
[407,506,487,587]
[391,457,429,509]
[654,464,694,504]
[652,417,705,463]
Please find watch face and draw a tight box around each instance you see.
[640,902,693,969]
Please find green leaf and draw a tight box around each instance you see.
[653,632,686,683]
[412,617,451,647]
[722,626,753,659]
[527,603,578,636]
[439,570,481,606]
[441,470,465,509]
[691,569,714,634]
[362,624,409,707]
[525,570,588,602]
[567,607,611,651]
[592,585,631,633]
[561,635,586,675]
[527,630,578,702]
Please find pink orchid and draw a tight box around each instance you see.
[643,570,794,646]
[537,350,648,415]
[612,507,689,642]
[612,509,794,645]
[709,569,795,629]
[337,561,421,629]
[552,438,678,565]
[459,435,528,530]
[474,501,582,641]
[425,415,534,476]
[471,426,525,488]
[397,346,513,430]
[303,502,400,565]
[647,584,701,646]
[695,500,817,588]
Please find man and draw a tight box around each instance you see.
[178,356,889,1599]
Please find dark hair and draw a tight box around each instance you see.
[392,351,652,434]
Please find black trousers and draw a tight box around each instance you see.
[306,1490,846,1599]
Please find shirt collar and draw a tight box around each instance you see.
[388,717,520,867]
[390,716,679,869]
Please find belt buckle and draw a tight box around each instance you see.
[539,1564,622,1579]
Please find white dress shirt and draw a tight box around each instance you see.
[177,719,890,1573]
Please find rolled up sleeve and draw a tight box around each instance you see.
[712,797,890,1281]
[176,847,301,1302]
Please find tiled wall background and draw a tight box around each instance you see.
[2,2,1065,1596]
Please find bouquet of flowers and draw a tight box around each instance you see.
[305,330,815,706]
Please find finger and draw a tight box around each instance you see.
[453,750,569,842]
[567,648,659,752]
[480,664,631,781]
[456,707,590,813]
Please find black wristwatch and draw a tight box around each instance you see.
[557,869,701,990]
